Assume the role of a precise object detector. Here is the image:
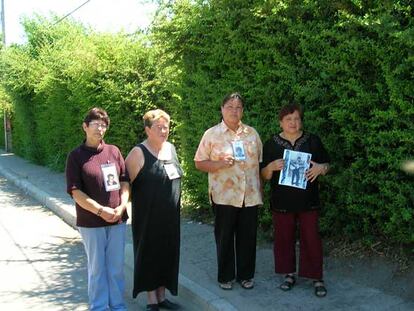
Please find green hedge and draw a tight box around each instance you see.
[0,1,413,244]
[150,0,414,242]
[0,16,167,169]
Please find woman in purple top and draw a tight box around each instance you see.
[65,107,130,311]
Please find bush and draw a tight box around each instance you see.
[151,0,414,243]
[0,16,166,169]
[0,1,413,244]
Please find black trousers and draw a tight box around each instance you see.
[212,202,258,283]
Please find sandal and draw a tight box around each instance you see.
[280,274,296,291]
[219,281,233,290]
[313,280,327,297]
[240,279,254,289]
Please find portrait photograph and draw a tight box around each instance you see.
[101,163,121,192]
[278,149,312,190]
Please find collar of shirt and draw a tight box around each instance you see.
[81,140,105,154]
[219,120,250,135]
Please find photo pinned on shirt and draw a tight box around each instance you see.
[232,140,246,161]
[101,163,120,192]
[279,149,312,190]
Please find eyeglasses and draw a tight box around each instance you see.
[89,122,108,129]
[152,125,169,132]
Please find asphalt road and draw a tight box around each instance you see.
[0,176,196,311]
[1,150,413,311]
[0,176,89,310]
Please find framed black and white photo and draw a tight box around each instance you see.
[278,149,312,190]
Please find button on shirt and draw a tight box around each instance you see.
[194,121,263,207]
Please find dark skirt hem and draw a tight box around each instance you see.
[132,285,178,298]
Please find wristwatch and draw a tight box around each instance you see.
[97,207,103,216]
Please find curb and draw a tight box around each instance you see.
[0,161,237,311]
[0,165,76,227]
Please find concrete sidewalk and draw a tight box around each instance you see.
[0,150,413,310]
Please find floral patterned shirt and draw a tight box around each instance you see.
[194,121,263,207]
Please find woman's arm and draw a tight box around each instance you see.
[261,159,284,180]
[112,181,130,222]
[306,134,330,182]
[195,156,234,173]
[306,161,329,182]
[194,129,234,173]
[71,189,116,222]
[125,146,144,183]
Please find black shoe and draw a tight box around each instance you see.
[158,298,180,310]
[280,274,296,291]
[146,304,159,311]
[313,280,327,298]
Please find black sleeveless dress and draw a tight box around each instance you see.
[131,143,182,298]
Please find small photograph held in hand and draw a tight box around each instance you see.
[232,140,246,161]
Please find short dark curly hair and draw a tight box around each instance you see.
[278,103,303,121]
[83,107,110,127]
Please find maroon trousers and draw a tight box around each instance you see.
[272,210,323,280]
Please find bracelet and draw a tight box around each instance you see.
[96,207,103,216]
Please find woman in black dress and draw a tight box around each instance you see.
[261,103,330,298]
[126,109,182,311]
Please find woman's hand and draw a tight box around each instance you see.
[112,205,127,223]
[221,155,236,168]
[261,159,284,180]
[267,159,285,171]
[100,206,118,223]
[306,161,327,182]
[195,155,235,173]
